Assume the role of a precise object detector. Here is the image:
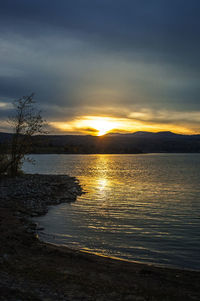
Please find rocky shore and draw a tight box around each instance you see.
[0,174,200,301]
[0,174,82,216]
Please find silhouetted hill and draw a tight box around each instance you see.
[131,131,179,138]
[1,131,200,154]
[0,132,13,142]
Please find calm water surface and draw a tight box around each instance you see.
[23,154,200,270]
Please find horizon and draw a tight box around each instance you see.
[1,129,200,137]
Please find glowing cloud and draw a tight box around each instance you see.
[51,116,132,136]
[80,117,123,136]
[50,114,196,136]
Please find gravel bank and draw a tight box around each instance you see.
[0,174,82,216]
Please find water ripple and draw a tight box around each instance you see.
[24,154,200,270]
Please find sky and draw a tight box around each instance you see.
[0,0,200,135]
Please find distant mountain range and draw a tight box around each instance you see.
[106,131,200,138]
[1,131,200,154]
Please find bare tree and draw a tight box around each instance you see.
[7,93,46,176]
[0,154,10,175]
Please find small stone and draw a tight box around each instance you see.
[3,253,9,261]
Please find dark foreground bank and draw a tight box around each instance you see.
[0,174,200,301]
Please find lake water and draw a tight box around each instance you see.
[23,154,200,270]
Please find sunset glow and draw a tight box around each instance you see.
[50,115,196,136]
[50,116,125,136]
[85,117,121,136]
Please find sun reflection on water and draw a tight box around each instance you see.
[96,178,108,190]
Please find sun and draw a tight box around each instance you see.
[90,119,116,136]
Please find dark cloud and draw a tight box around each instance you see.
[79,127,99,134]
[1,0,199,56]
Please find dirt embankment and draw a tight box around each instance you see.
[0,174,200,301]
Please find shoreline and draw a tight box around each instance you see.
[1,174,200,300]
[40,240,200,274]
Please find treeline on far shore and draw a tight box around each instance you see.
[1,131,200,154]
